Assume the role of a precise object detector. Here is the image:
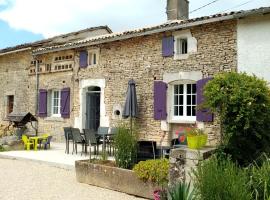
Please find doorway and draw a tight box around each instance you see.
[85,86,101,131]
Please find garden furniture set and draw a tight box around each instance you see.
[22,134,52,151]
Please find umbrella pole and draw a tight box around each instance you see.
[130,117,133,135]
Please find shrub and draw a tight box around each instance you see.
[114,125,137,169]
[133,159,169,188]
[193,155,252,200]
[203,72,270,166]
[168,182,194,200]
[0,145,5,152]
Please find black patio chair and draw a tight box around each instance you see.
[97,127,109,153]
[64,127,74,154]
[71,128,85,155]
[83,129,102,159]
[136,141,157,162]
[107,127,118,156]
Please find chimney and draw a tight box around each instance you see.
[166,0,189,20]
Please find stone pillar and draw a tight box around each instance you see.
[169,146,215,187]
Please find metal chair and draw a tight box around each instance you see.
[83,129,101,159]
[97,127,109,154]
[108,127,118,156]
[71,128,85,155]
[41,136,53,150]
[64,127,73,154]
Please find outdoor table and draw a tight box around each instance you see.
[96,133,114,155]
[29,135,48,151]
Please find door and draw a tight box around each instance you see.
[86,92,100,131]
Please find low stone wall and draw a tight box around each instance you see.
[75,160,156,199]
[169,146,215,187]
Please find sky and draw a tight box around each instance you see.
[0,0,269,49]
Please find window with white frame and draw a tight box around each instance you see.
[51,90,61,117]
[88,50,99,66]
[173,83,196,121]
[176,38,188,55]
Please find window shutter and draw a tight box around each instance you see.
[154,81,167,120]
[39,89,47,117]
[162,36,174,57]
[79,51,88,68]
[61,88,70,118]
[196,77,213,122]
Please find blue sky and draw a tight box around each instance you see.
[0,0,269,49]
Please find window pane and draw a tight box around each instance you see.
[179,95,183,105]
[187,106,191,116]
[174,85,178,94]
[174,106,178,116]
[174,95,178,105]
[179,85,183,94]
[187,95,191,105]
[187,84,191,94]
[177,38,181,54]
[192,84,196,93]
[93,54,97,64]
[192,95,196,105]
[192,106,196,116]
[179,106,183,116]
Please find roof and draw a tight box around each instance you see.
[33,6,270,55]
[5,112,37,127]
[0,25,112,55]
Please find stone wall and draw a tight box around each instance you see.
[0,20,237,144]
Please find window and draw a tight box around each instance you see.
[176,38,188,55]
[88,50,99,66]
[7,95,14,114]
[51,90,61,117]
[173,83,196,121]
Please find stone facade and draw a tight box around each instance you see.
[0,20,237,144]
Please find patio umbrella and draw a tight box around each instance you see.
[122,79,138,134]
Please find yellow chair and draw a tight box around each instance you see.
[22,135,34,150]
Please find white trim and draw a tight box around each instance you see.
[51,90,61,117]
[87,48,100,67]
[74,79,109,131]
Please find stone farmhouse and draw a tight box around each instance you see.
[0,0,270,146]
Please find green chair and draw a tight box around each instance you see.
[22,135,34,150]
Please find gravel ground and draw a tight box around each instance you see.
[0,158,145,200]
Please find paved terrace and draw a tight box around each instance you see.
[0,143,93,169]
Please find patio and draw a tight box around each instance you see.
[0,142,93,169]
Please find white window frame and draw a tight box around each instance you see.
[51,90,61,117]
[88,49,100,66]
[173,29,197,60]
[176,37,188,55]
[171,80,197,122]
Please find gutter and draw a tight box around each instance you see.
[32,7,270,56]
[0,47,32,56]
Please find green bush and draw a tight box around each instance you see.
[0,145,5,152]
[203,72,270,166]
[114,125,137,169]
[193,155,252,200]
[168,182,194,200]
[133,159,169,187]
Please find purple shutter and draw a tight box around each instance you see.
[162,36,174,57]
[79,51,88,68]
[154,81,167,120]
[196,77,214,122]
[39,89,47,117]
[61,88,70,118]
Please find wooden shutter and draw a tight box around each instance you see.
[162,36,174,57]
[154,81,167,120]
[61,88,70,118]
[79,51,88,68]
[196,77,213,122]
[39,89,47,117]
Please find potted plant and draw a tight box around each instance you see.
[133,159,169,200]
[186,128,207,149]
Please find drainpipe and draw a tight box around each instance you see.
[34,56,39,136]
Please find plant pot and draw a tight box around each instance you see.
[200,134,208,147]
[153,190,161,200]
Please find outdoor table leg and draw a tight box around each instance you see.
[102,134,105,155]
[34,138,38,151]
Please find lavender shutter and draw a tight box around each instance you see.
[162,36,174,57]
[154,81,167,120]
[79,51,88,68]
[61,88,70,118]
[39,89,47,117]
[196,77,213,122]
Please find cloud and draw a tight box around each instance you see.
[0,0,166,37]
[0,0,269,38]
